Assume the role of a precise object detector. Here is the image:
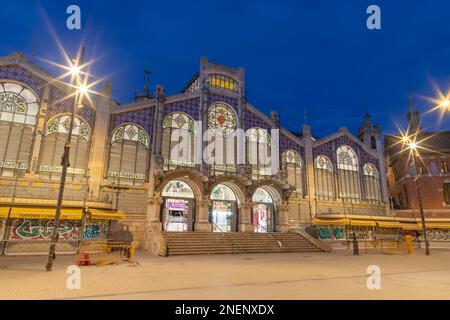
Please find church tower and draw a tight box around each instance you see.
[358,111,381,151]
[407,94,421,132]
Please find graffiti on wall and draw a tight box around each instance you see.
[9,219,80,240]
[82,220,109,240]
[426,229,450,241]
[318,226,347,240]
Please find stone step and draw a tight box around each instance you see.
[161,231,324,256]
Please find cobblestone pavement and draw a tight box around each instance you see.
[1,250,450,299]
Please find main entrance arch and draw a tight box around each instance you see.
[210,184,239,232]
[252,187,276,233]
[161,180,195,231]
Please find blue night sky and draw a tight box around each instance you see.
[1,0,449,138]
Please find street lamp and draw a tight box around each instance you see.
[45,47,87,271]
[400,133,430,255]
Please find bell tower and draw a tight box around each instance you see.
[358,110,381,151]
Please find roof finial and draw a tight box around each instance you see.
[304,105,307,125]
[407,85,415,113]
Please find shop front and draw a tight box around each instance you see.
[161,180,195,232]
[210,184,239,232]
[0,205,124,255]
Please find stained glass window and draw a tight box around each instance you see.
[162,112,197,170]
[363,163,381,203]
[0,82,39,126]
[246,127,271,177]
[336,145,358,171]
[111,124,148,147]
[162,180,195,199]
[282,150,302,167]
[282,150,304,196]
[252,188,273,203]
[336,145,361,202]
[314,155,334,200]
[45,115,90,140]
[39,115,91,181]
[208,102,237,135]
[207,74,238,92]
[0,82,39,177]
[107,124,150,185]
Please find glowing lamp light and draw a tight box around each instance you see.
[69,65,81,76]
[77,83,88,95]
[409,142,417,150]
[439,99,450,110]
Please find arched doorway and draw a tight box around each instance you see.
[210,184,239,232]
[252,187,276,233]
[161,180,195,231]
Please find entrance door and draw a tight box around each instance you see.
[252,203,275,233]
[210,184,239,232]
[163,198,194,231]
[211,200,237,232]
[161,180,196,232]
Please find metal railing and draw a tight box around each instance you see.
[255,224,283,248]
[210,219,236,253]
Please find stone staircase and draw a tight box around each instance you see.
[161,231,327,256]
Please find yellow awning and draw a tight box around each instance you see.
[89,209,125,220]
[400,223,420,230]
[350,220,377,227]
[377,221,402,229]
[0,206,11,218]
[312,218,350,226]
[8,206,83,220]
[423,222,450,229]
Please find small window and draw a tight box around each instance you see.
[444,183,450,205]
[441,160,449,174]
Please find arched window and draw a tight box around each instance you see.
[246,127,271,178]
[282,150,304,196]
[0,82,39,177]
[107,124,149,186]
[162,112,196,170]
[207,102,238,174]
[39,115,90,182]
[314,155,334,200]
[207,74,238,92]
[363,163,381,203]
[336,145,361,202]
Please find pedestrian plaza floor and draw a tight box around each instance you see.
[1,249,449,299]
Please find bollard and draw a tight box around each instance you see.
[352,232,359,256]
[129,244,136,266]
[405,235,414,255]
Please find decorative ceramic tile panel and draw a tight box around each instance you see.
[47,87,95,127]
[208,93,238,112]
[280,132,304,159]
[111,107,155,140]
[0,65,44,97]
[164,97,200,120]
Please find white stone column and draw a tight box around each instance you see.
[195,199,211,232]
[276,204,290,232]
[28,84,49,176]
[303,124,316,220]
[239,202,253,232]
[87,82,113,198]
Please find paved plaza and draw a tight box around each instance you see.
[1,250,450,300]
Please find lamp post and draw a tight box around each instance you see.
[401,136,430,255]
[45,47,85,271]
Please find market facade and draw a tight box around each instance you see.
[0,52,394,255]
